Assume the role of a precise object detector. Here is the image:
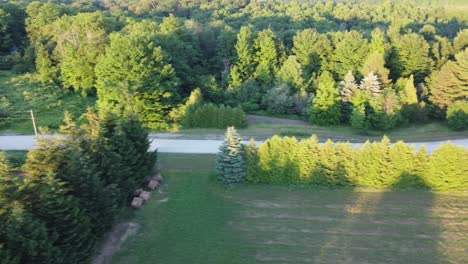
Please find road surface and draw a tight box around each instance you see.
[0,135,467,154]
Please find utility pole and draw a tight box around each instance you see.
[30,110,38,136]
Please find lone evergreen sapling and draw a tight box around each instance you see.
[216,127,245,185]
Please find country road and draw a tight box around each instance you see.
[0,135,467,154]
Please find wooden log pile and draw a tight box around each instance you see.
[131,173,164,209]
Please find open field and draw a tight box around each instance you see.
[112,154,468,264]
[0,71,95,134]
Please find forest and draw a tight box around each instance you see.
[0,0,467,132]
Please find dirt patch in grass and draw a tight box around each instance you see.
[92,222,140,264]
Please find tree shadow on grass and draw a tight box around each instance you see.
[314,173,448,264]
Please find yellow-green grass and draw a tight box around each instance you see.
[112,154,468,264]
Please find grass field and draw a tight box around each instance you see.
[112,154,468,264]
[173,122,468,142]
[0,71,95,134]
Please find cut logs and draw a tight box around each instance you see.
[139,191,151,201]
[148,180,159,190]
[131,197,144,209]
[131,173,164,209]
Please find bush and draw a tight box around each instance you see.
[185,103,247,129]
[262,84,294,115]
[244,135,467,190]
[447,100,468,130]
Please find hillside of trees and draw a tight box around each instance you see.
[0,0,467,131]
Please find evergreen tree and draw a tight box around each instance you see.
[276,55,305,91]
[425,144,468,190]
[339,71,358,102]
[309,71,341,125]
[329,31,369,79]
[453,29,468,53]
[234,25,256,82]
[400,75,418,105]
[19,175,95,264]
[369,28,389,55]
[244,138,259,183]
[254,29,282,84]
[390,33,433,83]
[361,52,391,86]
[216,127,245,185]
[360,71,382,98]
[430,49,468,109]
[292,29,331,79]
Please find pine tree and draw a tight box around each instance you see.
[400,75,418,105]
[309,71,341,125]
[216,127,245,185]
[453,29,468,53]
[360,71,382,98]
[361,52,391,86]
[254,29,282,84]
[234,25,256,81]
[292,29,331,78]
[276,55,305,91]
[339,71,359,102]
[430,49,468,109]
[19,175,96,264]
[244,138,259,183]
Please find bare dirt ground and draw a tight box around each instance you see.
[92,222,140,264]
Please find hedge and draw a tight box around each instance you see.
[184,103,247,129]
[243,136,468,190]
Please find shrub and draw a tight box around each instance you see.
[262,84,294,115]
[185,103,247,129]
[447,100,468,130]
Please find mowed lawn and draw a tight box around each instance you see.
[112,154,468,264]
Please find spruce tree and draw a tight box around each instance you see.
[309,71,341,125]
[216,127,245,185]
[234,25,256,81]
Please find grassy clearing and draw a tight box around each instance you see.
[170,122,468,142]
[0,71,95,134]
[112,154,468,264]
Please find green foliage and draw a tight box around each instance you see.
[430,49,468,110]
[95,21,179,130]
[55,12,107,94]
[309,71,341,125]
[216,127,245,185]
[390,33,433,83]
[185,103,247,129]
[446,100,468,130]
[329,31,369,79]
[425,144,468,190]
[245,135,468,190]
[292,29,330,79]
[276,55,305,91]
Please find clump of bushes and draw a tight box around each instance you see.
[184,103,247,129]
[446,100,468,130]
[241,135,467,190]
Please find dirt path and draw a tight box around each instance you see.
[92,222,140,264]
[247,115,309,126]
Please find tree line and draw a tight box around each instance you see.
[0,110,156,263]
[0,0,467,131]
[217,127,468,190]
